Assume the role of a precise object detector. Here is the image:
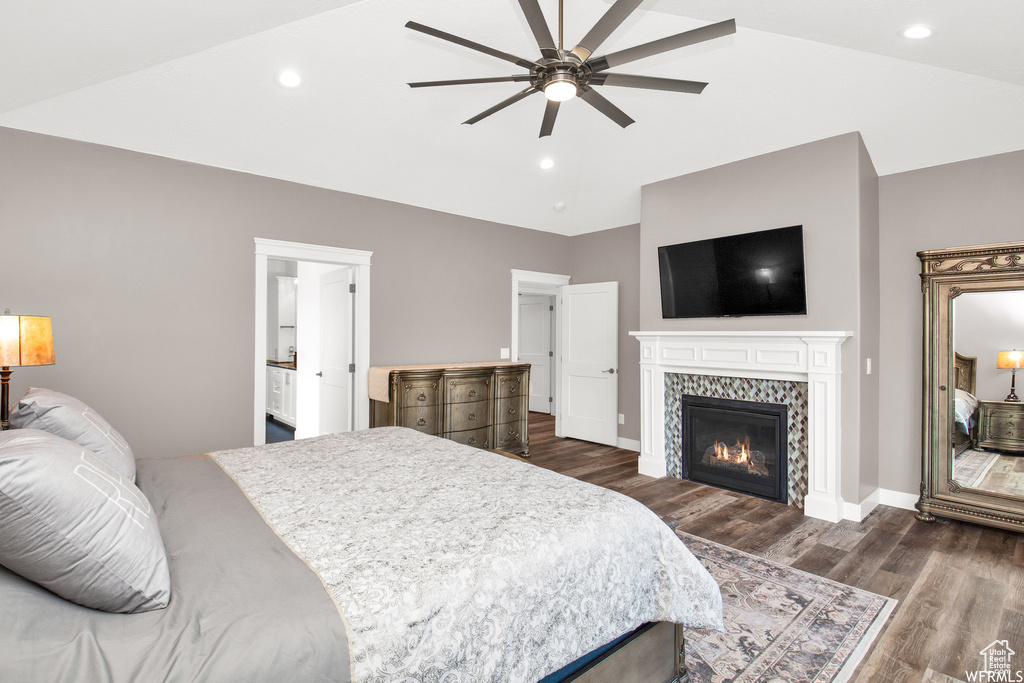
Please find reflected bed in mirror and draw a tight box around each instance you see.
[918,241,1024,531]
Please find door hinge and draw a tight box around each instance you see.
[549,305,553,311]
[348,363,355,372]
[349,283,356,294]
[548,351,553,357]
[548,396,553,403]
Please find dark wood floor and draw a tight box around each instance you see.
[525,412,1024,683]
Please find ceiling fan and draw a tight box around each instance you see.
[405,0,736,137]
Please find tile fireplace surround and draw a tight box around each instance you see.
[630,331,851,523]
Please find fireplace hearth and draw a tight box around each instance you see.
[681,395,788,503]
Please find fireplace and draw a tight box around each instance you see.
[681,395,788,503]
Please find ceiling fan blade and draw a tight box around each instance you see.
[539,100,560,138]
[589,73,708,94]
[588,18,736,71]
[463,86,539,125]
[517,0,559,60]
[577,86,634,128]
[409,75,531,88]
[406,21,538,70]
[570,0,643,62]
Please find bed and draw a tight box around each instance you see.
[0,425,723,682]
[953,352,979,455]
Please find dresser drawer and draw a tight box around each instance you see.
[494,396,527,425]
[398,406,440,435]
[447,426,489,449]
[494,371,528,399]
[446,376,490,404]
[399,379,439,408]
[445,399,489,433]
[493,422,526,450]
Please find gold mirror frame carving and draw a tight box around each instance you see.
[917,241,1024,531]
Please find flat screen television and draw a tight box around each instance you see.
[658,225,807,318]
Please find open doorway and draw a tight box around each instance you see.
[511,269,571,422]
[518,294,555,414]
[254,239,372,446]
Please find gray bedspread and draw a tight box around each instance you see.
[0,455,350,682]
[212,427,724,683]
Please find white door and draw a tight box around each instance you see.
[519,295,553,413]
[320,268,353,434]
[558,282,618,446]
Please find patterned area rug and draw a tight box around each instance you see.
[679,531,896,683]
[953,448,1000,488]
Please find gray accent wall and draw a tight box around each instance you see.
[877,149,1024,496]
[0,127,573,458]
[638,133,880,505]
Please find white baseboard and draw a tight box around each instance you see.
[876,488,919,511]
[617,437,641,452]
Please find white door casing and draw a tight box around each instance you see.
[320,268,353,435]
[519,295,553,413]
[253,238,371,446]
[558,281,619,447]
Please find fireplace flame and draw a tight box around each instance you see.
[712,435,752,465]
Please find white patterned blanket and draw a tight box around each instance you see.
[212,427,723,683]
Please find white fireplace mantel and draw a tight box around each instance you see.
[630,330,852,523]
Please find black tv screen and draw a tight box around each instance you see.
[659,225,807,318]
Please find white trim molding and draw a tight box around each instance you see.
[254,238,372,445]
[630,330,852,523]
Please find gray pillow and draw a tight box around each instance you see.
[0,429,170,613]
[9,387,135,482]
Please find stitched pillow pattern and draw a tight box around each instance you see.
[0,429,170,613]
[9,387,135,482]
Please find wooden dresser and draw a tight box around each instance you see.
[977,400,1024,453]
[369,362,531,455]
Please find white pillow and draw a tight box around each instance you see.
[0,429,170,613]
[9,387,135,482]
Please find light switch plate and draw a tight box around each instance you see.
[500,347,510,359]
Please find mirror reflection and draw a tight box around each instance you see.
[951,290,1024,497]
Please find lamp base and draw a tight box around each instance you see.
[1006,392,1021,403]
[1008,370,1021,403]
[1,367,10,431]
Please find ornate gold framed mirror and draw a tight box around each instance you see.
[917,241,1024,531]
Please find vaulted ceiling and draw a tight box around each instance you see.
[2,0,1022,235]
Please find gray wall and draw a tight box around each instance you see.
[568,224,642,442]
[0,127,574,458]
[878,149,1024,495]
[638,132,879,504]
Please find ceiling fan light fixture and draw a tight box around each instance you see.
[544,74,578,103]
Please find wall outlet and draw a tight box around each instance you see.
[618,413,625,425]
[500,347,510,359]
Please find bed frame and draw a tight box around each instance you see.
[567,622,690,683]
[953,352,978,455]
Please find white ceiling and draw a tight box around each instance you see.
[2,0,1022,236]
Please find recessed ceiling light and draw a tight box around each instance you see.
[902,25,934,39]
[540,158,555,170]
[277,69,302,88]
[553,202,566,212]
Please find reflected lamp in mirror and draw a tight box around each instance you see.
[0,310,56,429]
[996,349,1023,403]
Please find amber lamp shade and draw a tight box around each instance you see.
[0,313,56,429]
[997,349,1023,403]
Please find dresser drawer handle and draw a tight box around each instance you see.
[468,437,477,445]
[417,418,427,426]
[469,389,477,397]
[508,407,516,415]
[469,413,477,421]
[417,393,427,402]
[508,386,516,393]
[507,427,516,436]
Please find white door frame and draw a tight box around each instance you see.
[511,269,570,419]
[254,238,372,445]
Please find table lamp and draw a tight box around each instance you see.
[997,349,1023,403]
[0,310,55,430]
